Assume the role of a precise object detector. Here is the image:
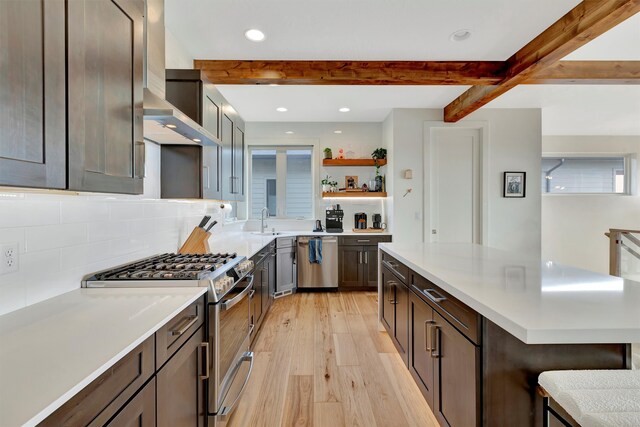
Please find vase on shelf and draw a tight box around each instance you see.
[322,184,331,192]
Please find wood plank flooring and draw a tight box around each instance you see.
[227,292,438,427]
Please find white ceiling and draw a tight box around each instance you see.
[165,2,640,134]
[165,0,579,61]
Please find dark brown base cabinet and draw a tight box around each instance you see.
[40,297,207,427]
[250,242,276,345]
[339,236,391,290]
[381,261,409,366]
[382,254,628,427]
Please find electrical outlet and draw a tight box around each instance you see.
[0,243,19,275]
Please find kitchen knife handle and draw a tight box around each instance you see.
[198,215,211,228]
[206,220,218,232]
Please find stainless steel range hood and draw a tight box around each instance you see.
[143,0,217,146]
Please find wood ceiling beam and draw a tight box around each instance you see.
[443,0,640,122]
[193,60,507,85]
[525,61,640,84]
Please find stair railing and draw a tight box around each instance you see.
[605,229,640,276]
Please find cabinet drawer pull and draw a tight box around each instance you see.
[200,342,210,380]
[383,260,406,281]
[358,251,363,264]
[431,326,441,358]
[387,281,396,304]
[357,239,371,243]
[423,288,447,304]
[365,251,369,264]
[424,320,436,351]
[170,315,198,336]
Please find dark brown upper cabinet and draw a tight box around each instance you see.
[163,69,228,200]
[0,0,66,189]
[67,0,145,194]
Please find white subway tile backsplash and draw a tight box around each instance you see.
[0,183,227,316]
[25,223,88,253]
[0,200,61,229]
[87,221,132,242]
[60,200,110,224]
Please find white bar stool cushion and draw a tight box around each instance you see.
[582,412,640,427]
[539,370,640,397]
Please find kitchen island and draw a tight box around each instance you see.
[378,242,639,426]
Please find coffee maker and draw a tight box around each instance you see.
[354,213,367,230]
[325,206,344,233]
[372,213,386,230]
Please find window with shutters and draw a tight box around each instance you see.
[541,156,631,194]
[249,146,313,218]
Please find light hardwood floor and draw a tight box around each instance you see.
[227,292,439,427]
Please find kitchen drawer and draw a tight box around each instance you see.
[410,272,481,344]
[340,235,392,246]
[277,236,296,249]
[156,296,205,368]
[381,252,409,284]
[40,337,154,427]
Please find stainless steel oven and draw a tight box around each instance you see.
[207,274,255,426]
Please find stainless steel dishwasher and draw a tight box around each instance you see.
[297,236,338,289]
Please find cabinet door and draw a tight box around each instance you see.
[0,0,66,189]
[363,246,379,288]
[105,378,156,427]
[381,267,395,334]
[409,292,435,407]
[252,266,263,328]
[276,250,296,293]
[67,0,144,194]
[157,326,205,427]
[261,262,269,314]
[268,253,276,305]
[202,145,221,200]
[202,89,222,139]
[233,126,245,198]
[221,113,234,200]
[433,312,480,427]
[339,246,363,288]
[395,282,409,365]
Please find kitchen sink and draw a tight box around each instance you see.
[251,231,283,236]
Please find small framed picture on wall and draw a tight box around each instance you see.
[503,172,526,198]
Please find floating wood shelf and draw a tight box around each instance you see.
[322,159,387,167]
[322,192,387,198]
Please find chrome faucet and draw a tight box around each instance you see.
[260,207,269,233]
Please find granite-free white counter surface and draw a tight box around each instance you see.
[209,230,390,259]
[0,287,207,427]
[379,242,640,345]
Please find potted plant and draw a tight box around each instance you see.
[321,175,332,192]
[372,148,387,161]
[372,148,387,192]
[323,148,333,160]
[330,180,339,193]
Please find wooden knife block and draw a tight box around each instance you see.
[178,227,211,254]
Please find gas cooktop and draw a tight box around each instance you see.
[82,252,253,302]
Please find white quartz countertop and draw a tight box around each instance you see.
[379,243,640,345]
[0,287,207,427]
[209,230,391,259]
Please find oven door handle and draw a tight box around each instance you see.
[218,351,255,416]
[221,275,254,311]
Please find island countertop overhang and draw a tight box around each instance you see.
[379,242,640,345]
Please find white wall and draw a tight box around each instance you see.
[542,135,640,274]
[165,28,195,69]
[386,108,542,255]
[0,141,228,316]
[245,122,387,230]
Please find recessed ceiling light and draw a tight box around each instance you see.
[334,130,342,134]
[338,107,350,113]
[192,138,201,142]
[276,107,288,112]
[165,124,177,129]
[245,29,265,42]
[450,29,472,42]
[285,131,294,134]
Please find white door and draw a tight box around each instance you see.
[429,128,481,243]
